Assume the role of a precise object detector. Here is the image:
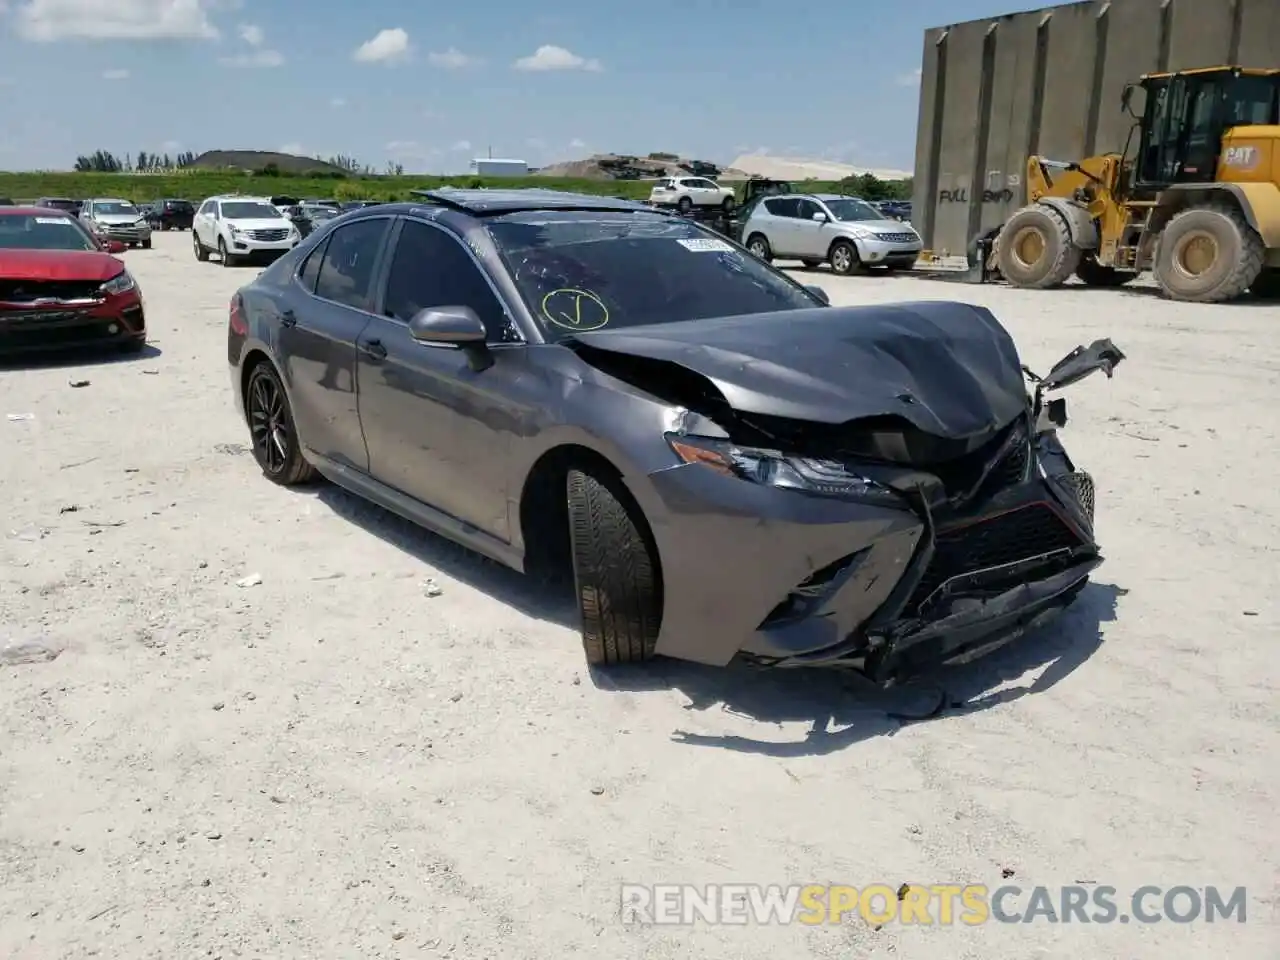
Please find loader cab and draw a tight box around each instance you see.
[1131,67,1280,189]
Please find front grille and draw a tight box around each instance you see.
[903,503,1083,617]
[876,232,919,243]
[0,278,104,302]
[247,228,289,242]
[0,318,121,350]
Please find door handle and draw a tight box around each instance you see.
[279,309,296,328]
[360,338,387,361]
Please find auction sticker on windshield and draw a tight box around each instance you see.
[541,288,610,332]
[35,218,72,225]
[677,237,734,253]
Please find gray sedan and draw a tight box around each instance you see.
[226,189,1117,683]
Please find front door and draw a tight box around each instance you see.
[281,217,392,469]
[791,198,830,258]
[355,217,525,541]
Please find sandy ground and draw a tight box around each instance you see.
[1,232,1277,959]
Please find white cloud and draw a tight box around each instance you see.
[279,143,304,155]
[102,67,129,79]
[513,44,601,72]
[219,48,282,67]
[330,97,346,108]
[15,0,220,41]
[569,137,586,149]
[450,140,471,152]
[896,67,922,87]
[385,140,419,153]
[161,139,181,151]
[353,27,410,64]
[237,22,261,45]
[427,46,477,69]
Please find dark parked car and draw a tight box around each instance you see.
[0,198,15,206]
[150,198,195,230]
[227,189,1122,683]
[35,197,80,214]
[0,206,145,354]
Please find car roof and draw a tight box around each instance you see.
[408,187,653,216]
[86,197,132,203]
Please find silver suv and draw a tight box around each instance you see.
[80,198,153,249]
[739,193,921,274]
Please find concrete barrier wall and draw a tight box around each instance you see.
[912,0,1280,255]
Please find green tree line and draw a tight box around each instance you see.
[74,149,199,173]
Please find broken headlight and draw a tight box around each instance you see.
[666,433,901,504]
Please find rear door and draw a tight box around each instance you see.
[281,216,393,470]
[355,216,524,540]
[762,197,801,254]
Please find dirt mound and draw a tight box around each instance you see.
[535,153,750,181]
[190,151,349,175]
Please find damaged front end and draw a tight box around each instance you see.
[568,307,1125,682]
[731,338,1126,683]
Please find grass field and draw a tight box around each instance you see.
[0,170,902,204]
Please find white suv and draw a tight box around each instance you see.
[649,176,736,213]
[192,195,300,266]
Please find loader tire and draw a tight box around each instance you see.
[995,203,1081,289]
[567,469,661,666]
[1152,203,1264,303]
[1076,255,1137,288]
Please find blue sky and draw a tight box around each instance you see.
[0,0,1047,174]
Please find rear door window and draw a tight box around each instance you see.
[314,218,389,310]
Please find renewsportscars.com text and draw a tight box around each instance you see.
[620,883,1249,926]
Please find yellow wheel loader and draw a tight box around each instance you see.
[987,66,1280,303]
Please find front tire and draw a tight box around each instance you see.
[721,196,736,212]
[218,237,237,267]
[1152,203,1264,302]
[141,238,152,250]
[829,239,861,276]
[567,469,661,665]
[995,203,1081,288]
[244,362,316,486]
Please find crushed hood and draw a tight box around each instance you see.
[0,249,123,282]
[568,301,1030,440]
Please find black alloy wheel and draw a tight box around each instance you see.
[245,364,315,484]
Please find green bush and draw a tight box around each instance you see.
[0,170,911,205]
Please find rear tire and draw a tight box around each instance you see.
[677,196,692,214]
[1075,254,1136,287]
[567,469,661,665]
[995,203,1081,288]
[721,196,736,212]
[746,233,772,262]
[1152,202,1264,303]
[193,231,209,262]
[244,362,316,486]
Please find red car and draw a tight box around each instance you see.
[0,207,146,355]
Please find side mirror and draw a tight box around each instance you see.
[804,284,830,305]
[105,239,127,254]
[409,306,486,344]
[1120,83,1137,118]
[811,212,828,222]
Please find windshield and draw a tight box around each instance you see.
[822,198,886,222]
[93,201,139,217]
[488,213,821,339]
[221,202,282,220]
[0,214,97,251]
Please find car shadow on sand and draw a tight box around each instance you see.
[316,484,1127,755]
[597,581,1126,757]
[0,342,162,371]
